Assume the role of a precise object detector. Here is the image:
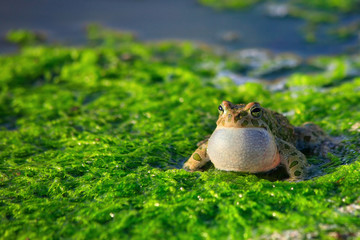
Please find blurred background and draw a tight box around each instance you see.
[1,0,359,56]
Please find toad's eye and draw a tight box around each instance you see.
[218,105,224,113]
[250,107,262,118]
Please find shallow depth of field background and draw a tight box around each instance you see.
[1,1,360,239]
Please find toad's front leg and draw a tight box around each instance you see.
[183,140,210,171]
[276,138,309,181]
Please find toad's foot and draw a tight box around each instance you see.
[183,140,210,171]
[277,138,309,181]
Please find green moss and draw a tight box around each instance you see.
[198,0,360,12]
[288,6,338,24]
[6,29,45,46]
[198,0,260,9]
[87,24,136,46]
[0,28,360,239]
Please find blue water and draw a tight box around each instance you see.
[0,0,358,56]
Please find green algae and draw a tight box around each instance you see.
[199,0,360,12]
[6,29,45,46]
[199,0,260,10]
[1,28,360,239]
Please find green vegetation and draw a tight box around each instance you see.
[199,0,360,12]
[6,29,45,46]
[1,27,360,239]
[199,0,260,10]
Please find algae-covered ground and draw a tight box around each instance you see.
[200,0,360,12]
[1,28,360,239]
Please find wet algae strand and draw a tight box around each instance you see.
[1,28,360,239]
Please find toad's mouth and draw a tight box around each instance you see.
[207,127,280,173]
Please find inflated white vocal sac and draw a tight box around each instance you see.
[207,127,280,173]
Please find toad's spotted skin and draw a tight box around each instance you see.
[183,101,333,181]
